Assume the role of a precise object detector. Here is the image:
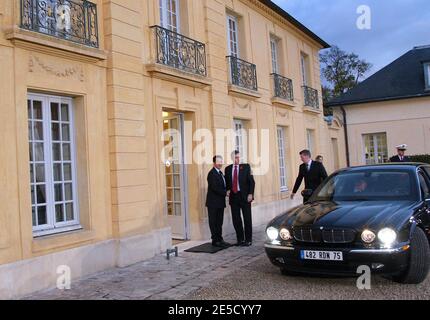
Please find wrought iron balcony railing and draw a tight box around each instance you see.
[302,85,319,109]
[227,56,258,92]
[272,73,294,101]
[20,0,99,48]
[151,25,207,76]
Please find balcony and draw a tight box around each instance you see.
[20,0,99,48]
[227,56,260,98]
[271,73,294,105]
[302,85,320,110]
[147,25,209,88]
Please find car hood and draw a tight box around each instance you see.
[275,200,420,231]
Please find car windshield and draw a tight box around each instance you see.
[312,169,419,201]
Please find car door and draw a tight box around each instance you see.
[417,169,430,233]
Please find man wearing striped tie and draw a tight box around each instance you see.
[225,151,255,247]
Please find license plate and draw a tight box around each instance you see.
[300,250,343,261]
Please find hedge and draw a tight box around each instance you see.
[409,155,430,164]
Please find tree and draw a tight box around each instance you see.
[320,46,372,114]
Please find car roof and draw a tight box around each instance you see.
[338,163,429,173]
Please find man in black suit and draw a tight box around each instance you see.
[206,155,230,248]
[291,150,328,203]
[225,151,255,247]
[390,144,411,162]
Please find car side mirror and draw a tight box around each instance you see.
[301,189,314,198]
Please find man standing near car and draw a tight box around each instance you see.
[206,155,230,248]
[390,144,411,163]
[291,150,328,203]
[225,151,255,247]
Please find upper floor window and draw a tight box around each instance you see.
[160,0,180,32]
[20,0,99,48]
[424,63,430,90]
[301,52,310,86]
[227,15,239,57]
[270,36,280,74]
[28,94,80,237]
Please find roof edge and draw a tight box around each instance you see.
[326,92,430,107]
[258,0,331,49]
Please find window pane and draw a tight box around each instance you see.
[64,183,73,201]
[33,122,44,140]
[28,100,32,119]
[28,122,33,141]
[53,163,62,181]
[33,101,43,119]
[37,206,47,225]
[32,207,36,226]
[64,164,72,181]
[52,123,60,141]
[52,143,61,161]
[34,143,44,161]
[30,164,34,183]
[36,185,46,204]
[62,124,70,141]
[35,164,45,183]
[31,185,35,205]
[62,144,71,161]
[65,203,74,221]
[51,103,59,121]
[55,184,63,202]
[56,204,64,223]
[61,104,69,121]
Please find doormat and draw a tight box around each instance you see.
[184,242,229,254]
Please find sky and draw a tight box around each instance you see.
[273,0,430,79]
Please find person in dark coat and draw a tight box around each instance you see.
[225,151,255,247]
[390,144,411,162]
[291,150,328,203]
[206,155,230,248]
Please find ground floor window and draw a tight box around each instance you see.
[306,129,315,155]
[28,93,80,237]
[233,119,247,162]
[277,126,288,191]
[363,132,388,165]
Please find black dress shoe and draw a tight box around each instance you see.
[234,241,245,247]
[219,241,231,248]
[242,242,252,247]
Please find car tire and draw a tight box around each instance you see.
[392,227,430,284]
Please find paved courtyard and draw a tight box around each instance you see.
[26,226,430,300]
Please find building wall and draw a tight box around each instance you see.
[0,0,346,298]
[337,97,430,166]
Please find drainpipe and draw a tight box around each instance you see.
[340,106,351,167]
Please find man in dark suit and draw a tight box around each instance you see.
[390,144,411,162]
[206,155,230,248]
[225,151,255,247]
[291,150,328,203]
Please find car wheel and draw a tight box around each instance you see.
[392,227,430,284]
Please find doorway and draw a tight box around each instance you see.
[162,112,189,240]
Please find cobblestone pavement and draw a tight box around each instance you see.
[26,225,430,300]
[25,227,266,300]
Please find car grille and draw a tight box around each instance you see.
[293,228,321,243]
[293,227,356,244]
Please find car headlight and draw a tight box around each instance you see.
[279,228,292,241]
[378,228,397,246]
[361,230,376,243]
[266,227,279,241]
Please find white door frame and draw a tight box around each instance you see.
[163,112,189,240]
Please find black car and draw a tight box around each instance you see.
[265,163,430,284]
